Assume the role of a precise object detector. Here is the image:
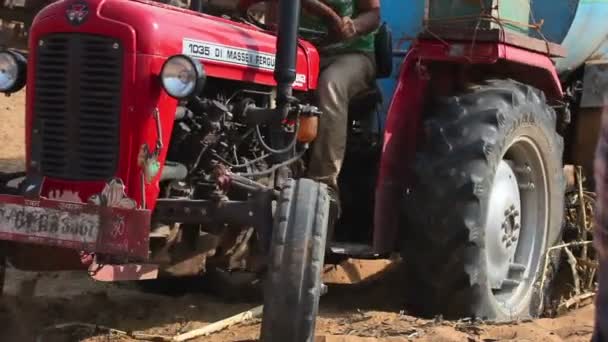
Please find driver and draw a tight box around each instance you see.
[301,0,381,213]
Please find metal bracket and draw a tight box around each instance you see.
[153,107,164,153]
[137,108,165,185]
[154,190,274,252]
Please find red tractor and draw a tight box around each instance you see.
[0,0,578,341]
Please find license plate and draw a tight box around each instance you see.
[0,202,100,244]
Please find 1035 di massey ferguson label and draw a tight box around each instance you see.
[182,38,307,87]
[183,38,276,71]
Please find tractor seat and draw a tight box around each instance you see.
[348,86,383,120]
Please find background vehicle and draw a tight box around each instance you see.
[0,0,606,341]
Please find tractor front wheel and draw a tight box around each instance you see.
[403,79,565,320]
[260,178,330,342]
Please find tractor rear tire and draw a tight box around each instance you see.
[402,79,565,320]
[260,178,330,342]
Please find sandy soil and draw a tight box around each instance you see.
[0,89,26,172]
[0,90,599,342]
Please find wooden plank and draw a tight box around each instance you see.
[419,28,567,58]
[172,305,263,341]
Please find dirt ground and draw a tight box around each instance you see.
[0,89,25,172]
[0,90,600,342]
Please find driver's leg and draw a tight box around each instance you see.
[307,52,375,203]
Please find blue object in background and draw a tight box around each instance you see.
[531,0,608,74]
[374,0,424,133]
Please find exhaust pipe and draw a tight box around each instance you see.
[241,0,302,137]
[274,0,301,114]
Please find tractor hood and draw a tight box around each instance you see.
[31,0,319,90]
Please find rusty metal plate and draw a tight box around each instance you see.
[0,202,100,244]
[0,194,151,260]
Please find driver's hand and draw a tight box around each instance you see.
[337,16,357,40]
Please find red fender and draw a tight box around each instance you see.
[372,39,563,254]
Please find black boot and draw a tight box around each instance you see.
[325,186,347,264]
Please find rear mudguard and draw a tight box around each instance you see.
[373,38,563,254]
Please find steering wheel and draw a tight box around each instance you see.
[237,0,339,44]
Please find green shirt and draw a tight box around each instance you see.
[300,0,375,56]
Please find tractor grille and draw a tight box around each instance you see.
[33,33,123,180]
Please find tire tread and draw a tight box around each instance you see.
[403,79,565,319]
[261,179,330,342]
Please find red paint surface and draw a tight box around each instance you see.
[89,261,159,282]
[373,45,428,253]
[25,0,319,212]
[373,39,563,253]
[498,43,563,99]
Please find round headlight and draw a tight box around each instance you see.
[0,50,26,94]
[161,55,205,100]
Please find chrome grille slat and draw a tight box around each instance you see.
[34,33,122,180]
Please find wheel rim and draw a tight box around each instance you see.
[485,136,549,313]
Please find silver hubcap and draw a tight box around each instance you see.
[485,136,549,312]
[487,161,522,289]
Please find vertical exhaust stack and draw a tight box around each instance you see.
[241,0,302,123]
[274,0,301,114]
